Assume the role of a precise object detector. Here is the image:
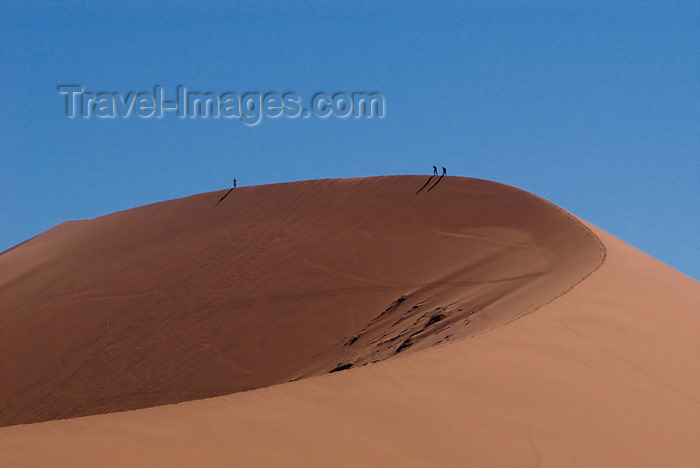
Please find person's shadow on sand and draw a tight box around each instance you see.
[215,188,234,206]
[427,174,445,192]
[416,175,435,194]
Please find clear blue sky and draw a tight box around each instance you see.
[1,1,698,279]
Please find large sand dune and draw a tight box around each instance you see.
[1,176,698,466]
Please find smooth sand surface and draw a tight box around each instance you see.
[1,176,698,466]
[0,176,602,426]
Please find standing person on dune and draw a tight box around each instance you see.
[442,167,447,176]
[233,178,237,189]
[433,165,438,175]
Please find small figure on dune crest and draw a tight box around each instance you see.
[433,165,438,175]
[442,166,447,176]
[233,178,237,189]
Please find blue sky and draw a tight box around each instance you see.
[1,1,698,278]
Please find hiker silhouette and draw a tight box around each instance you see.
[433,165,438,175]
[442,167,447,176]
[233,178,237,188]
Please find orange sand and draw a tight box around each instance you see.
[1,176,697,466]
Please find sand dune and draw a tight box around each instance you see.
[1,176,698,466]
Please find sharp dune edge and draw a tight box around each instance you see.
[0,176,603,426]
[0,176,698,467]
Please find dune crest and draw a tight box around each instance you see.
[0,176,604,426]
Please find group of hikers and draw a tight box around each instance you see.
[230,166,447,190]
[433,165,447,176]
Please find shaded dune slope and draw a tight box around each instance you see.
[0,176,604,426]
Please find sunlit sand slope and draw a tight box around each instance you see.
[1,225,697,467]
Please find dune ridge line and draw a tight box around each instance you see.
[1,176,605,426]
